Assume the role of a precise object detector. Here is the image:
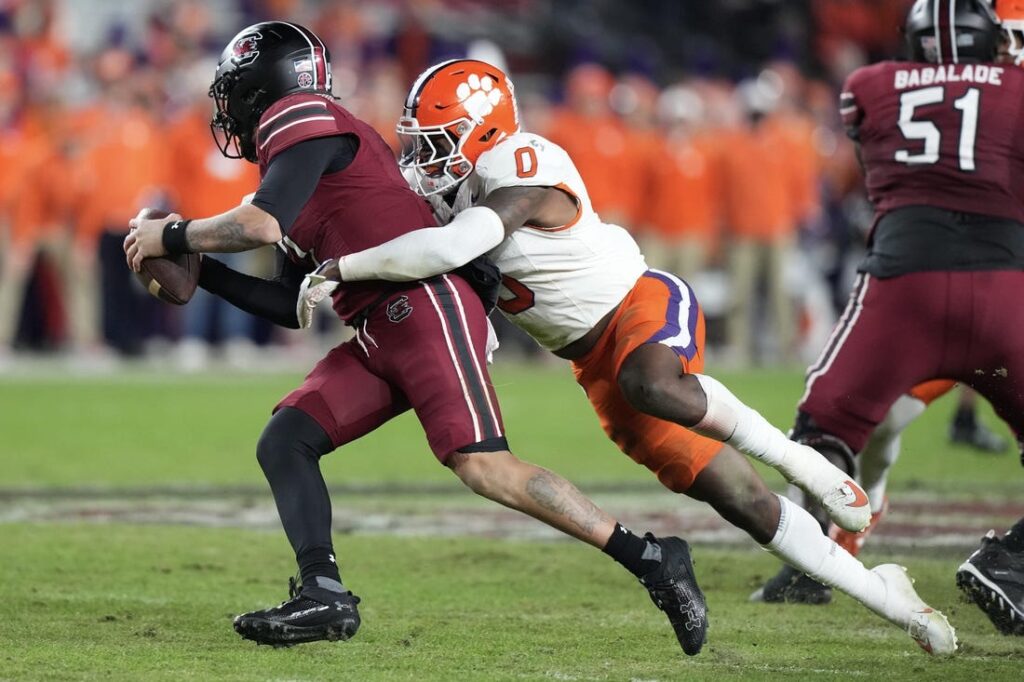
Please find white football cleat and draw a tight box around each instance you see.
[873,564,958,656]
[784,443,872,532]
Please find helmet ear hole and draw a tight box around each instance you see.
[479,128,498,143]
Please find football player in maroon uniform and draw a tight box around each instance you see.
[755,0,1024,635]
[123,22,707,651]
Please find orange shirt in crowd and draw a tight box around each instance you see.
[644,130,722,243]
[2,116,73,247]
[619,127,661,231]
[75,105,168,241]
[0,125,27,235]
[546,109,634,227]
[720,122,795,241]
[167,105,259,217]
[766,112,821,224]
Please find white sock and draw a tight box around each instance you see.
[765,494,888,616]
[691,374,824,484]
[857,395,925,512]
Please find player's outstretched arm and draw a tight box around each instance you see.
[335,186,550,282]
[333,205,505,282]
[182,204,282,254]
[125,203,281,272]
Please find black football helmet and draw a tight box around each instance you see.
[905,0,1001,64]
[209,21,333,162]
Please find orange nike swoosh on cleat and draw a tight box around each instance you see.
[844,480,870,508]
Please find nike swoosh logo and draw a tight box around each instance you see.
[845,480,869,508]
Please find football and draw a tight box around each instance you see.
[133,208,201,305]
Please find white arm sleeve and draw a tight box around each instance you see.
[336,206,505,282]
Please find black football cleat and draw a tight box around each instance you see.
[639,534,708,656]
[956,531,1024,635]
[949,421,1009,453]
[234,577,361,647]
[750,564,833,605]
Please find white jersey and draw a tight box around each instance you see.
[429,132,647,350]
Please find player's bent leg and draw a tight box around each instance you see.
[685,445,780,545]
[686,445,834,605]
[446,444,616,547]
[760,495,957,655]
[617,344,869,532]
[447,444,708,655]
[255,408,340,583]
[236,407,361,646]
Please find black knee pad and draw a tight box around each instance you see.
[791,411,856,475]
[257,407,334,473]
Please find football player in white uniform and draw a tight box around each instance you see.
[299,59,956,655]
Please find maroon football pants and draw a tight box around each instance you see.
[277,273,504,463]
[799,270,1024,453]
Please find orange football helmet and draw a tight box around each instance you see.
[995,0,1024,63]
[397,59,520,196]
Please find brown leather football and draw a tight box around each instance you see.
[133,208,201,305]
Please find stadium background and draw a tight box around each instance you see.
[0,0,908,366]
[2,1,1022,680]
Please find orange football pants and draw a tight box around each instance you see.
[572,271,723,493]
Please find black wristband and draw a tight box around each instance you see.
[162,219,193,255]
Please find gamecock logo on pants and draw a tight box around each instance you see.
[387,295,413,323]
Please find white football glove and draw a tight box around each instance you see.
[297,260,340,329]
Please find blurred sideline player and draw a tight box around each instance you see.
[123,21,708,653]
[754,0,1024,636]
[303,58,958,654]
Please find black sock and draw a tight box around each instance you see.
[256,408,343,592]
[602,523,662,578]
[1003,516,1024,553]
[953,406,976,430]
[297,545,343,589]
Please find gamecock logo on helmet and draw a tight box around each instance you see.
[232,33,262,65]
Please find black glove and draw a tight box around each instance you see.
[454,255,502,314]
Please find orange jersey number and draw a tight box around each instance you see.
[515,146,538,178]
[497,274,535,314]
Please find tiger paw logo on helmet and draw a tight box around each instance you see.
[456,74,503,124]
[397,59,521,196]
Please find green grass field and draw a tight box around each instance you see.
[1,364,1022,680]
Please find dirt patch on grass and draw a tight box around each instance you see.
[2,484,1021,553]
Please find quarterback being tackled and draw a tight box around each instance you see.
[299,59,957,655]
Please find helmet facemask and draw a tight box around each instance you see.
[397,115,475,197]
[398,60,521,197]
[209,70,267,163]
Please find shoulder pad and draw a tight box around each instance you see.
[475,133,572,196]
[257,94,340,164]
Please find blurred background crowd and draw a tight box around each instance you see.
[0,0,915,372]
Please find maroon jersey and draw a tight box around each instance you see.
[842,60,1024,224]
[256,92,436,320]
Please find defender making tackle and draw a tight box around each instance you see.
[303,57,958,655]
